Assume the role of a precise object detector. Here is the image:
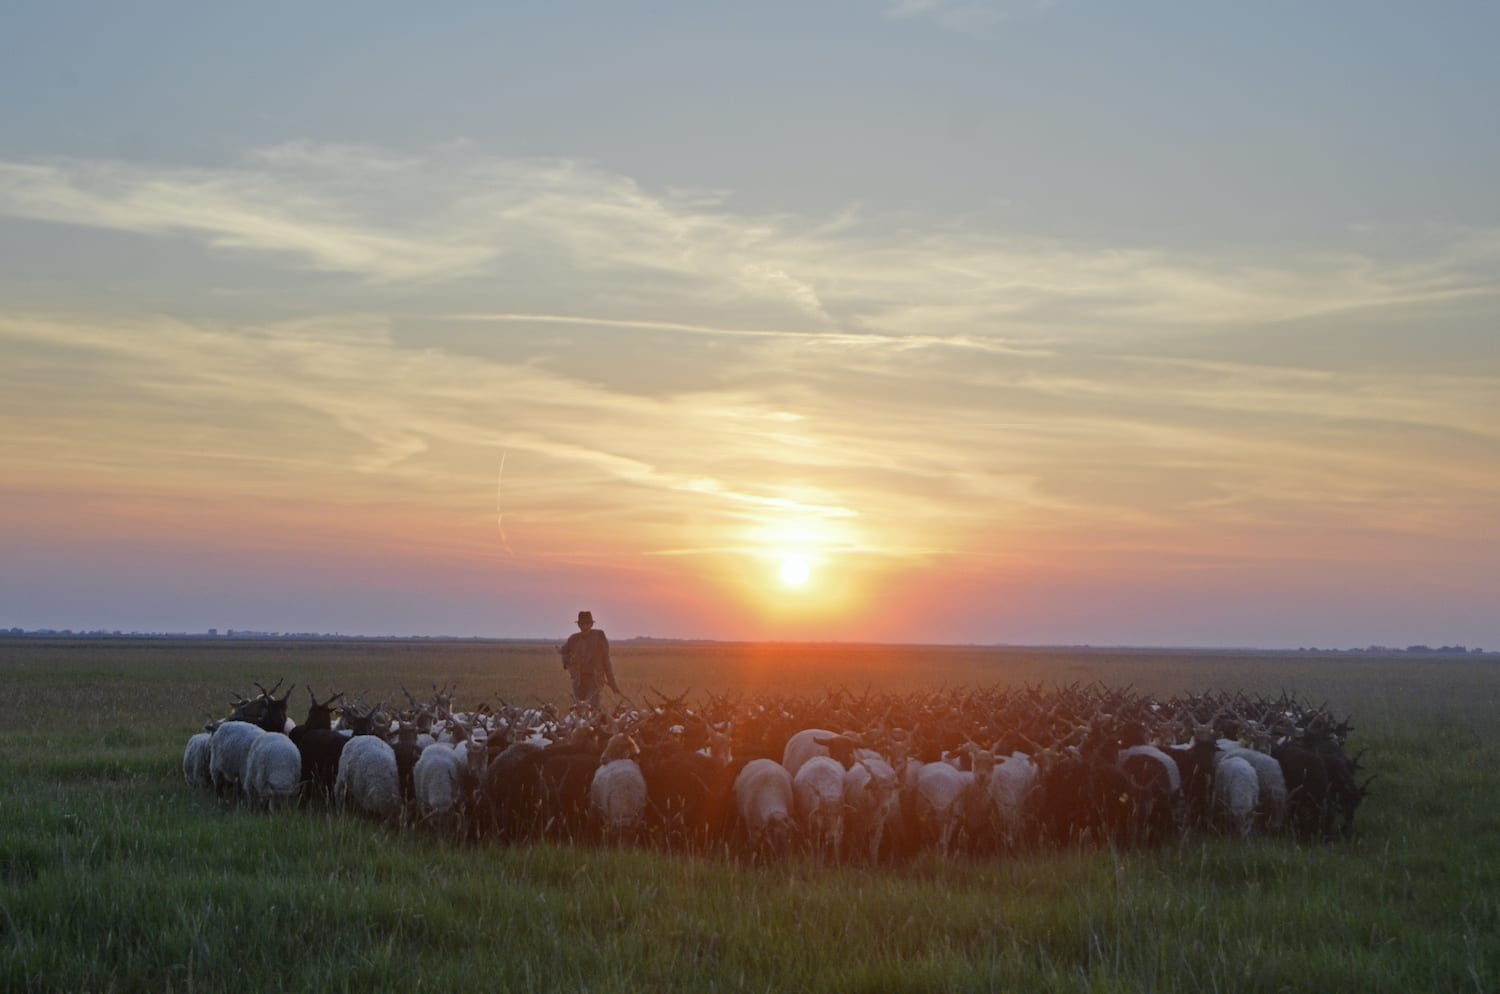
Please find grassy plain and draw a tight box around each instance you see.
[0,637,1496,993]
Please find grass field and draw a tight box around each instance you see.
[1,637,1497,993]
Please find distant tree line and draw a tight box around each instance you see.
[1298,644,1488,655]
[0,628,518,642]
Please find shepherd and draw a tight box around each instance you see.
[558,610,620,708]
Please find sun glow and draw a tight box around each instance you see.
[717,507,878,632]
[778,554,812,588]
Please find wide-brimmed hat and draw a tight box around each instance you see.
[577,610,594,624]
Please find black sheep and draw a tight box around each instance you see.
[1169,738,1220,833]
[1273,737,1367,840]
[392,724,423,812]
[1033,754,1137,847]
[1118,751,1178,847]
[289,688,348,805]
[227,680,297,733]
[536,748,603,843]
[479,742,549,842]
[637,743,719,850]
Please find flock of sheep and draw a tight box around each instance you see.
[183,679,1370,862]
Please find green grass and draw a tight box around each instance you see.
[1,638,1497,992]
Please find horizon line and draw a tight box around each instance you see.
[0,628,1488,655]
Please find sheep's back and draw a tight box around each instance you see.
[337,735,400,820]
[591,759,648,830]
[1213,755,1259,833]
[413,744,466,817]
[183,732,213,788]
[1220,747,1287,808]
[245,733,302,807]
[734,758,793,830]
[210,721,266,789]
[781,728,838,779]
[989,754,1038,823]
[1119,745,1181,794]
[914,761,970,814]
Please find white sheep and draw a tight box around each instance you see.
[959,744,1002,846]
[1213,754,1260,837]
[987,751,1039,848]
[412,743,468,835]
[590,735,648,842]
[781,728,840,778]
[842,756,900,863]
[733,758,795,855]
[243,733,303,812]
[912,759,974,855]
[456,736,488,784]
[793,755,847,859]
[1218,741,1288,833]
[884,728,922,785]
[209,720,266,796]
[183,731,214,788]
[336,734,401,821]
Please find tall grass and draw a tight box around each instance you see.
[1,638,1496,992]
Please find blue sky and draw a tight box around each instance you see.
[8,2,1497,240]
[2,2,1497,646]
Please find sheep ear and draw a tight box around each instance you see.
[812,736,839,747]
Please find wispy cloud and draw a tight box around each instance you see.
[5,298,1496,565]
[883,0,1056,32]
[2,144,1498,596]
[0,153,493,282]
[1,145,1495,339]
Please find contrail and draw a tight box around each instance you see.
[445,311,1050,356]
[449,311,796,338]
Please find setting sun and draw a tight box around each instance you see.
[778,555,812,588]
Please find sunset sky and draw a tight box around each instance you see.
[3,2,1497,647]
